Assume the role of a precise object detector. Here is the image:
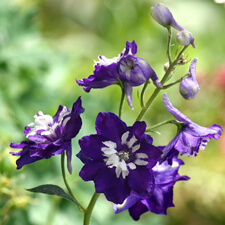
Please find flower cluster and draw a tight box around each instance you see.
[9,2,223,224]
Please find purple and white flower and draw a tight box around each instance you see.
[161,93,223,162]
[76,41,162,109]
[10,97,84,174]
[77,112,162,204]
[179,58,200,100]
[114,156,189,220]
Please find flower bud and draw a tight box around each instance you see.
[176,30,196,48]
[179,58,199,100]
[150,3,183,30]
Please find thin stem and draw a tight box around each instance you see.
[167,27,172,65]
[145,119,178,132]
[140,80,150,108]
[162,74,188,89]
[118,88,125,119]
[135,45,188,122]
[83,192,100,225]
[61,153,85,212]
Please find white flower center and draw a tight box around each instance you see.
[101,131,148,179]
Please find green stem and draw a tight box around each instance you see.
[83,192,100,225]
[140,80,150,108]
[167,27,172,65]
[162,74,188,89]
[61,153,85,212]
[145,119,178,132]
[135,45,188,122]
[119,88,125,119]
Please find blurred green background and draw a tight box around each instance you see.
[1,0,225,224]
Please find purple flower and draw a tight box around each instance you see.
[161,93,223,162]
[77,112,162,204]
[114,156,189,220]
[76,41,162,110]
[179,58,199,100]
[10,97,84,174]
[151,4,195,48]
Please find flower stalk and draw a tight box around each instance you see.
[135,45,188,122]
[61,152,85,212]
[83,192,100,225]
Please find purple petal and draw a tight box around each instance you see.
[124,40,137,55]
[77,134,105,162]
[95,112,127,143]
[63,97,84,140]
[114,193,141,214]
[129,200,149,221]
[79,162,105,181]
[128,167,152,195]
[76,63,119,92]
[124,83,133,110]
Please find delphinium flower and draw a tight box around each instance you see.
[179,58,200,100]
[161,93,223,162]
[114,156,189,220]
[76,41,162,109]
[151,3,195,48]
[10,97,84,174]
[77,112,162,204]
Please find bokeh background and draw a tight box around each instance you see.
[1,0,225,224]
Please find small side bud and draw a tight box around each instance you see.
[164,62,170,72]
[179,58,199,100]
[176,31,196,48]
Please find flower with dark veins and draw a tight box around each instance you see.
[161,93,223,163]
[114,156,189,220]
[10,97,84,174]
[76,41,162,109]
[77,112,162,204]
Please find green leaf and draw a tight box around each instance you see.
[26,184,79,205]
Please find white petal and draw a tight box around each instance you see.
[135,153,148,159]
[132,144,140,153]
[134,159,148,166]
[128,162,136,170]
[121,131,129,145]
[127,135,137,148]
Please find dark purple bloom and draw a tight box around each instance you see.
[76,41,162,109]
[10,97,84,174]
[179,58,199,100]
[77,112,162,204]
[114,156,189,220]
[161,93,223,162]
[151,3,195,48]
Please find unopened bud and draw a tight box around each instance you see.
[176,30,196,48]
[179,58,199,99]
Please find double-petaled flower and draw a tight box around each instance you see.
[77,112,162,204]
[161,93,223,162]
[10,97,84,174]
[76,41,162,109]
[114,156,189,220]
